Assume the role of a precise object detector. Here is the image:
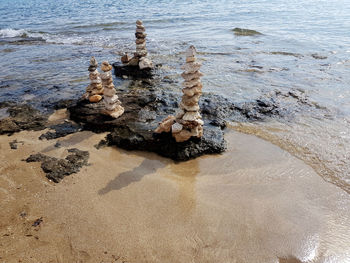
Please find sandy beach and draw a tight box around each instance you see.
[1,109,349,262]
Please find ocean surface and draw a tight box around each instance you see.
[0,0,349,191]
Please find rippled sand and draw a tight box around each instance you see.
[0,127,349,262]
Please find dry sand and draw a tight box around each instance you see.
[0,113,349,262]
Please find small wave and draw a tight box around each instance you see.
[73,21,127,29]
[0,28,28,38]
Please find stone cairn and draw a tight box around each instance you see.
[121,20,153,69]
[85,56,104,103]
[100,61,124,118]
[155,45,204,142]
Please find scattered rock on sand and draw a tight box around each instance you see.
[25,148,89,183]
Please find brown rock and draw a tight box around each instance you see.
[121,53,131,64]
[182,78,201,88]
[173,129,192,142]
[135,38,146,44]
[127,56,139,66]
[181,71,204,81]
[182,94,201,106]
[136,20,143,25]
[101,61,113,72]
[182,85,202,97]
[135,32,147,39]
[89,94,102,103]
[154,116,176,133]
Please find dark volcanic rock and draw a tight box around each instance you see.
[108,124,226,161]
[25,148,89,183]
[0,103,48,135]
[69,83,227,161]
[112,62,154,79]
[39,121,82,140]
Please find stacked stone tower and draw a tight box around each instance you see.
[121,20,153,69]
[85,56,104,102]
[155,46,204,142]
[100,61,124,118]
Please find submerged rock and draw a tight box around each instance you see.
[39,121,82,140]
[25,148,89,183]
[232,28,262,36]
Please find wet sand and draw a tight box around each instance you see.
[0,122,349,262]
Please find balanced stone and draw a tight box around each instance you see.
[84,56,103,102]
[155,45,204,143]
[101,61,124,119]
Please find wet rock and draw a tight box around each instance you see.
[232,28,262,36]
[39,121,82,140]
[0,104,48,135]
[25,148,89,183]
[270,51,302,58]
[311,53,327,60]
[113,62,153,79]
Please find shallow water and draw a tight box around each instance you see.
[0,1,349,190]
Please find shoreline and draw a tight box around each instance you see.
[1,125,349,262]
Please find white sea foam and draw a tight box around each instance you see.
[0,28,28,38]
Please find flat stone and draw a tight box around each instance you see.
[181,62,201,74]
[136,20,143,25]
[136,43,146,49]
[139,57,154,70]
[182,111,201,121]
[91,78,102,84]
[103,87,116,97]
[182,93,201,106]
[171,122,183,134]
[186,56,196,63]
[100,71,112,80]
[104,95,119,104]
[182,85,202,97]
[181,71,204,81]
[136,38,146,44]
[182,78,201,88]
[180,102,200,112]
[136,28,145,33]
[135,32,147,39]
